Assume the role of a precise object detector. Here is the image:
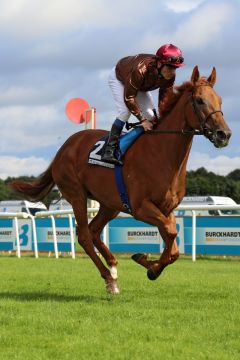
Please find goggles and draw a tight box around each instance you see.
[162,56,184,64]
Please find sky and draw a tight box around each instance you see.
[0,0,239,178]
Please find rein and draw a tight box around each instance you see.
[146,129,203,135]
[125,119,203,136]
[126,122,203,135]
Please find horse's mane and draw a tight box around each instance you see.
[159,78,209,118]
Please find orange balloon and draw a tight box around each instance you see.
[65,98,90,124]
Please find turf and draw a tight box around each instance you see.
[0,255,239,360]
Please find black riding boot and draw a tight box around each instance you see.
[102,122,123,165]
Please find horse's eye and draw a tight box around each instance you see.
[196,97,205,105]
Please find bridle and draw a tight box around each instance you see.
[190,86,223,140]
[126,84,224,138]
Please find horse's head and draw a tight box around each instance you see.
[186,66,231,148]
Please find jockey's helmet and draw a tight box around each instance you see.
[156,44,185,67]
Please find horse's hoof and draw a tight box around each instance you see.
[106,279,120,295]
[109,266,118,280]
[147,268,158,281]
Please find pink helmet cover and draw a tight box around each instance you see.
[156,44,185,67]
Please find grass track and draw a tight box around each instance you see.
[0,255,240,360]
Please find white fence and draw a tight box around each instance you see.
[0,208,99,259]
[0,204,240,261]
[34,208,99,259]
[176,204,240,261]
[0,212,38,258]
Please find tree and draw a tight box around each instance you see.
[227,169,240,181]
[186,167,240,203]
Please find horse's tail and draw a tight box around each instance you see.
[10,163,55,202]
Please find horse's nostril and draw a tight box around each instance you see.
[216,130,231,141]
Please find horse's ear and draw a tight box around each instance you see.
[191,66,200,84]
[207,67,216,87]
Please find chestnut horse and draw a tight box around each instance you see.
[11,66,231,294]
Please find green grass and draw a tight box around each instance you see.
[0,255,240,360]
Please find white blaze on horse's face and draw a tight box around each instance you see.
[190,66,232,148]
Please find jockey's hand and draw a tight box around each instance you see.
[141,119,153,131]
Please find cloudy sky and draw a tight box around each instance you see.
[0,0,239,178]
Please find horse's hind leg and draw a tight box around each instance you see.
[88,204,119,279]
[72,195,120,294]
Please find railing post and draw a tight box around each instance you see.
[68,214,75,259]
[191,210,196,262]
[50,215,59,259]
[103,223,109,247]
[30,215,38,258]
[14,217,21,258]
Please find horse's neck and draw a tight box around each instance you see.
[156,93,193,170]
[158,93,188,131]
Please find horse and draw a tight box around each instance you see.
[10,66,231,294]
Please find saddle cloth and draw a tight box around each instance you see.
[88,127,144,168]
[88,135,115,168]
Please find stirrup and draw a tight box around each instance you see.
[102,148,123,166]
[102,154,123,166]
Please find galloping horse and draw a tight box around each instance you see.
[11,66,231,294]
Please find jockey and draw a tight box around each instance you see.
[102,43,185,165]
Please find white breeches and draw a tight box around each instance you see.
[108,67,155,122]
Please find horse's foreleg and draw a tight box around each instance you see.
[131,253,159,269]
[72,198,120,294]
[88,205,119,279]
[133,200,179,280]
[147,218,180,280]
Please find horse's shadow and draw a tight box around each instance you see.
[0,291,114,303]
